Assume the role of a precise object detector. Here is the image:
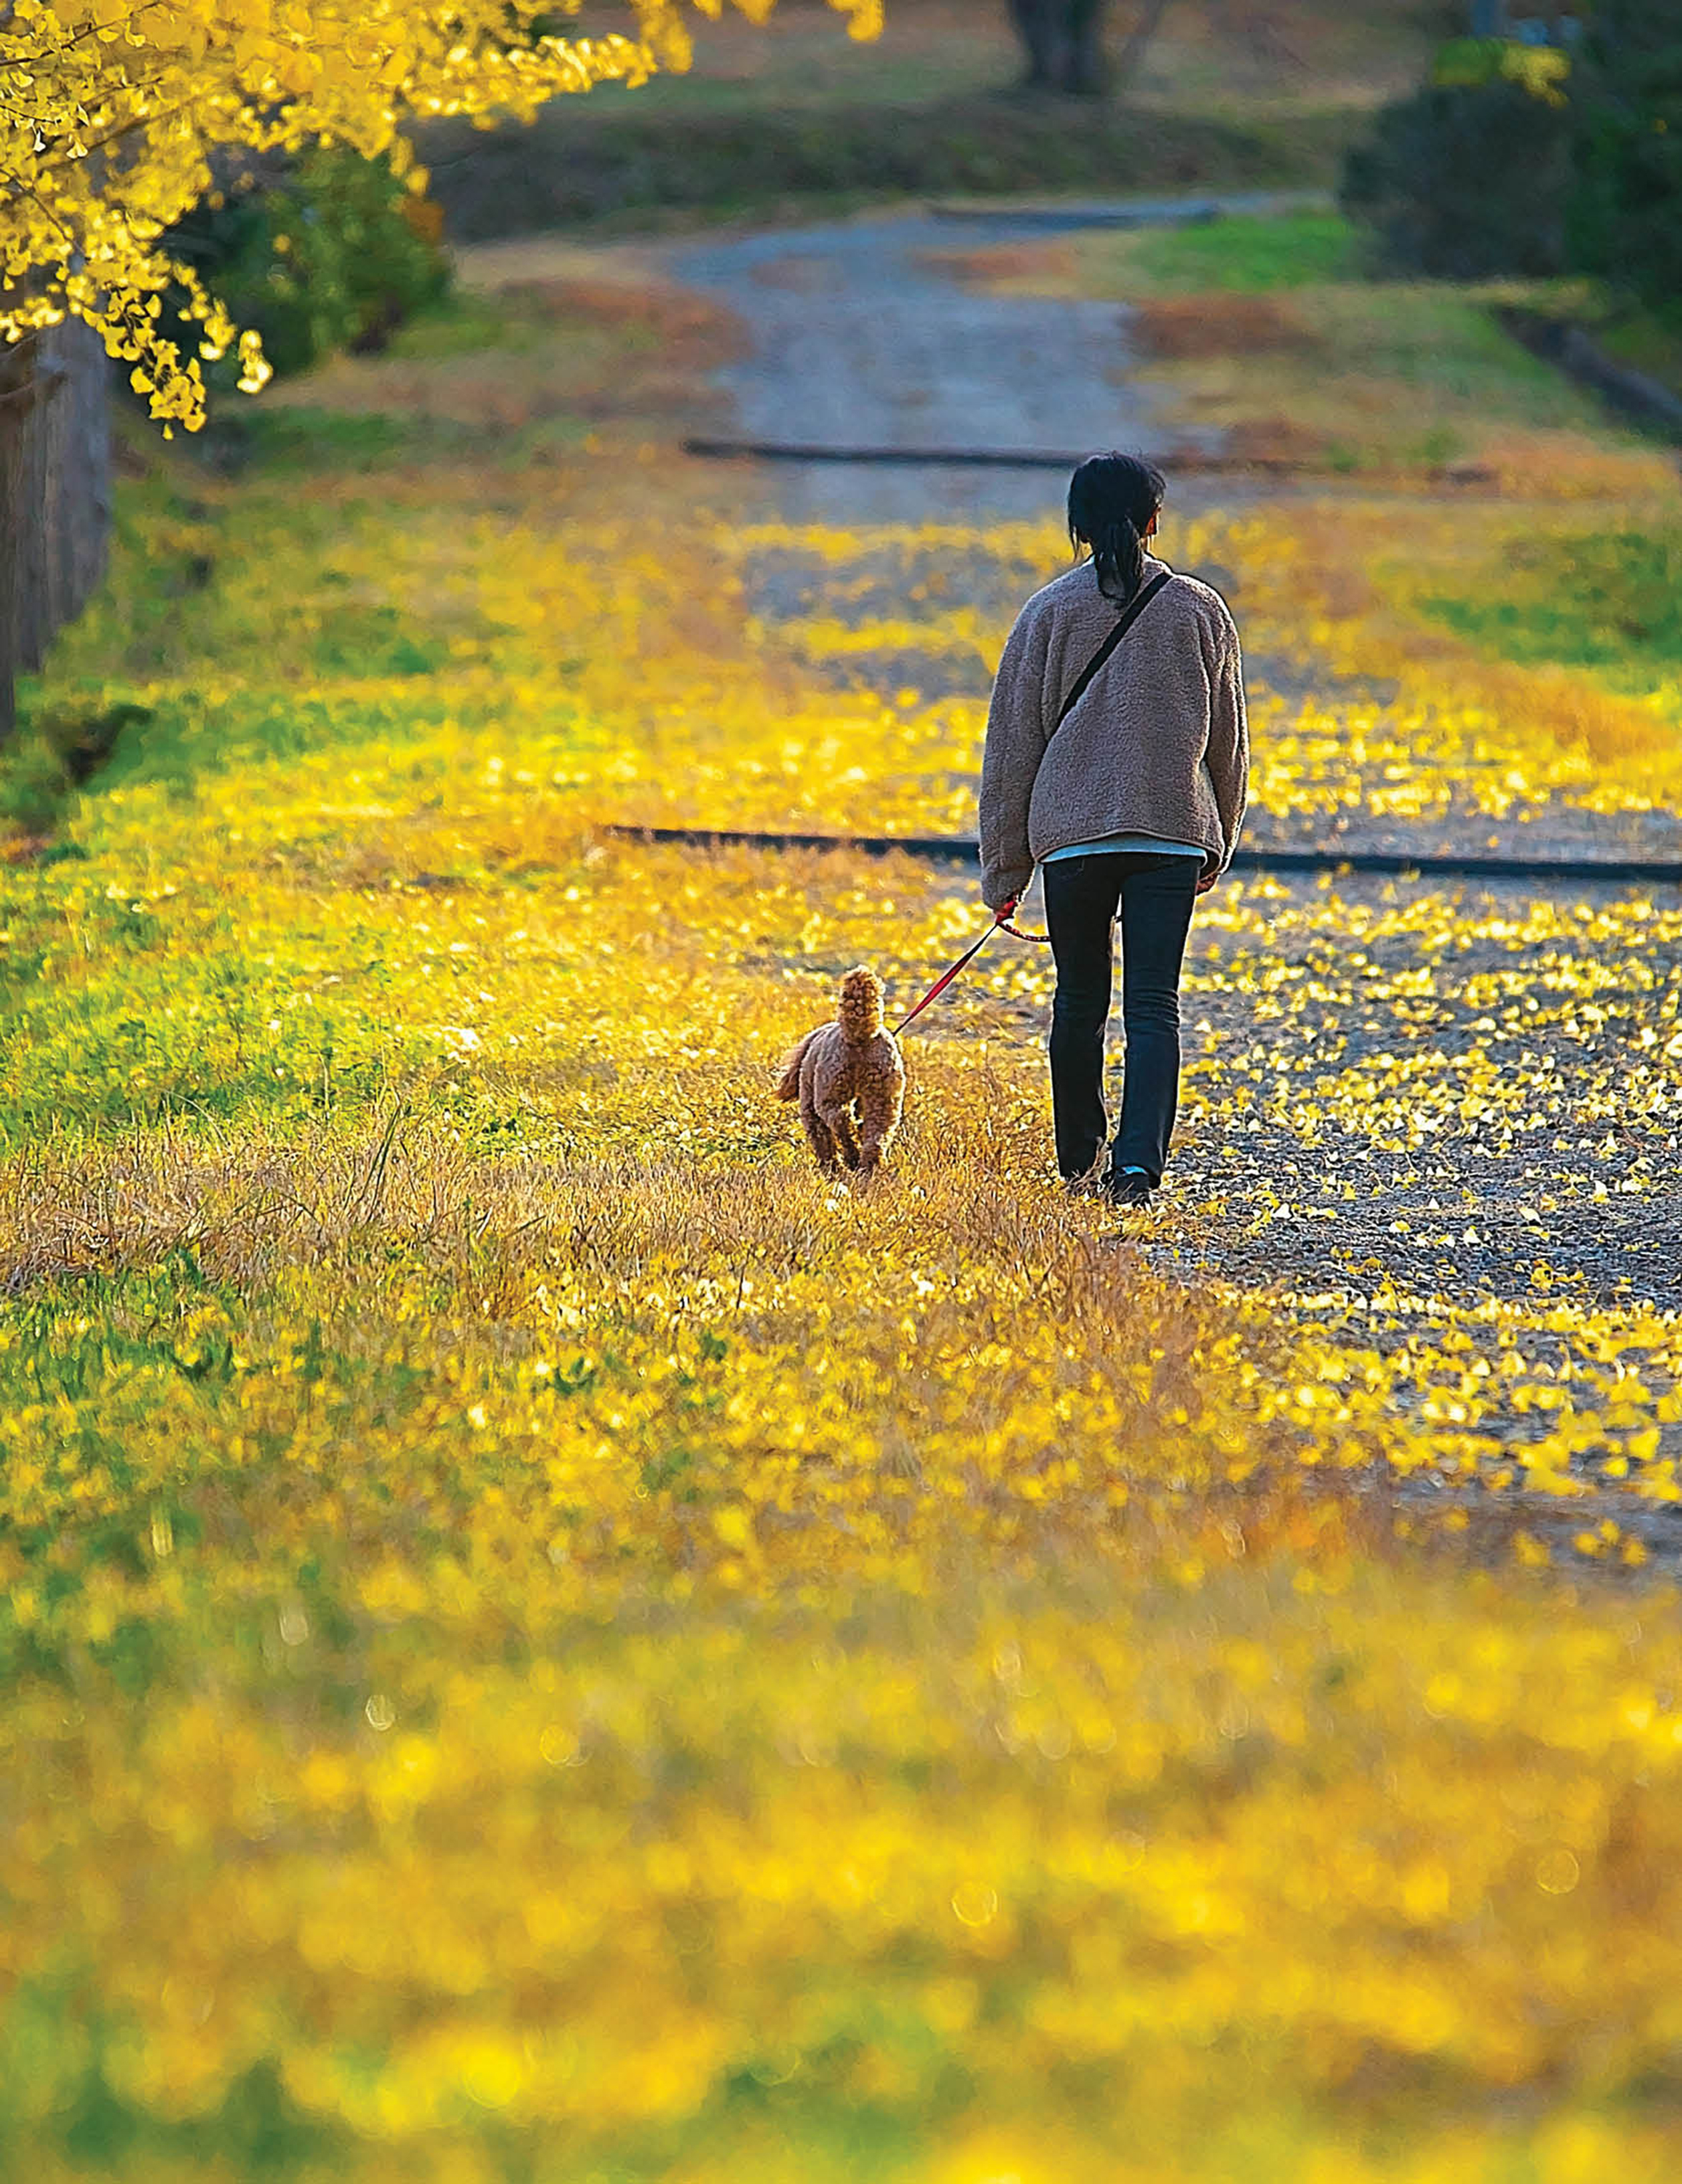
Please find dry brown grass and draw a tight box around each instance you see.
[1131,291,1321,359]
[1404,651,1675,767]
[262,259,742,434]
[1468,426,1682,503]
[0,1042,1092,1296]
[0,1090,1290,1537]
[1212,414,1335,466]
[928,247,1331,385]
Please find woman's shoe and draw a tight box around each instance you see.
[1100,1167,1157,1208]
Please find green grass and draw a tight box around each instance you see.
[209,402,591,475]
[1313,286,1600,414]
[1044,209,1639,471]
[5,432,584,853]
[1419,526,1682,681]
[1124,207,1358,290]
[379,289,573,361]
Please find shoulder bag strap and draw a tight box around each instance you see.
[1054,569,1173,732]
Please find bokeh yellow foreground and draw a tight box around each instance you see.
[4,442,1682,2180]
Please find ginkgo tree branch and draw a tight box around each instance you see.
[0,0,883,430]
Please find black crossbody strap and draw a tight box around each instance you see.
[1054,569,1173,731]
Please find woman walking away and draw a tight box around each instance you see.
[979,452,1248,1208]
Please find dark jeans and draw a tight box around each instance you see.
[1042,852,1200,1184]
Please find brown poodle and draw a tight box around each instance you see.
[775,967,906,1184]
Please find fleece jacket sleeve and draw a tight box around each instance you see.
[979,603,1051,910]
[1203,604,1250,874]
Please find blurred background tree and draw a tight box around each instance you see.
[1570,0,1682,327]
[1343,0,1681,333]
[1340,38,1576,278]
[1005,0,1180,96]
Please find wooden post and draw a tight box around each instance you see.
[48,321,112,645]
[0,333,41,746]
[0,320,111,744]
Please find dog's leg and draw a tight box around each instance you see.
[824,1102,861,1171]
[800,1086,839,1173]
[855,1078,903,1185]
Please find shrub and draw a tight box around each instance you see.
[169,148,450,385]
[1569,0,1682,329]
[1340,72,1574,279]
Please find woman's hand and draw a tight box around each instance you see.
[994,894,1020,922]
[1196,871,1217,896]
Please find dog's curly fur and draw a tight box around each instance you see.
[775,967,906,1184]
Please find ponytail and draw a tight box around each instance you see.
[1068,452,1166,608]
[1090,515,1145,607]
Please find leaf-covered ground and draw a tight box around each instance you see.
[716,513,1682,1560]
[5,284,1682,2179]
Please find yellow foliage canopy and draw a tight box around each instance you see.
[0,0,881,428]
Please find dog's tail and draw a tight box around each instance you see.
[774,1028,820,1102]
[839,965,885,1043]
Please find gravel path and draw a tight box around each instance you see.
[894,859,1682,1305]
[916,857,1682,1558]
[1084,870,1677,1315]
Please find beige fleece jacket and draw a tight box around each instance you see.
[978,554,1248,909]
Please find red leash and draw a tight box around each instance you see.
[894,907,1050,1036]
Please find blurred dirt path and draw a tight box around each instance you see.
[667,195,1315,523]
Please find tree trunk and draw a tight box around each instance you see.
[54,321,112,642]
[1007,0,1175,98]
[1064,0,1112,95]
[1007,0,1064,89]
[17,338,54,679]
[1007,0,1112,94]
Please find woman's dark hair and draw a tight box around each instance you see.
[1068,452,1167,606]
